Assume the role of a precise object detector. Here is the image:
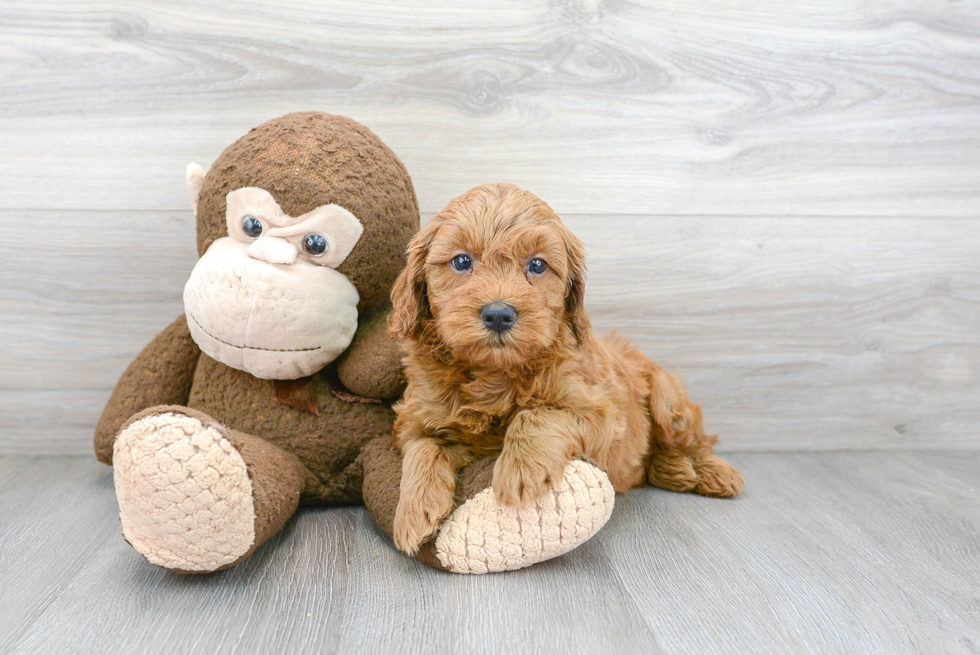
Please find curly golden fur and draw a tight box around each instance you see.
[388,183,744,554]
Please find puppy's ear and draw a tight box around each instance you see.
[560,223,591,342]
[389,218,440,341]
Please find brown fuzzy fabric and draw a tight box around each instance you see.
[359,436,444,571]
[337,303,407,400]
[454,455,496,505]
[187,353,394,505]
[220,423,309,569]
[94,316,200,465]
[195,112,419,314]
[273,378,321,415]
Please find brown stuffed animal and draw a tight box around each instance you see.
[94,112,614,574]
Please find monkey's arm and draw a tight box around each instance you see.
[94,315,201,465]
[336,304,407,399]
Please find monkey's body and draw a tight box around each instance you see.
[188,353,391,505]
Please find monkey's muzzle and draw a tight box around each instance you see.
[183,237,359,380]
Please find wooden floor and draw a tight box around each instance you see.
[1,0,979,455]
[1,452,977,654]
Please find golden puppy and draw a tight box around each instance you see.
[388,183,744,554]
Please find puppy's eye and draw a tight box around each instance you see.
[242,216,263,239]
[303,234,328,256]
[450,254,472,272]
[527,258,548,276]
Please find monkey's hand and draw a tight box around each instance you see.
[336,303,406,399]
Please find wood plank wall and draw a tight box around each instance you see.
[1,1,978,453]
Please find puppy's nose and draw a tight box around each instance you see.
[481,302,517,334]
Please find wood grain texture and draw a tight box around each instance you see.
[1,452,977,654]
[0,1,978,453]
[0,209,198,453]
[576,214,980,451]
[2,210,976,453]
[0,1,979,216]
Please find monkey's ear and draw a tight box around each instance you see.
[560,223,591,343]
[186,163,206,214]
[388,218,440,341]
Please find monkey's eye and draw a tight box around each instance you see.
[527,258,548,276]
[303,234,328,256]
[242,216,263,239]
[450,254,472,272]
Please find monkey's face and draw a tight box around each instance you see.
[183,186,364,380]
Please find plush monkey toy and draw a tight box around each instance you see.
[94,112,613,574]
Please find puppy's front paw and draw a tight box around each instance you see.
[393,489,453,555]
[492,449,566,508]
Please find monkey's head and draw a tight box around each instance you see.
[182,112,419,380]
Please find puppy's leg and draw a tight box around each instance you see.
[644,363,744,498]
[494,408,575,507]
[393,436,460,555]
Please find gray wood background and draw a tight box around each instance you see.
[1,1,978,454]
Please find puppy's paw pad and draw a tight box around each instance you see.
[437,460,615,574]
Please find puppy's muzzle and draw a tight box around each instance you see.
[481,302,517,334]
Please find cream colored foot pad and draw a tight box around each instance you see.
[435,461,615,574]
[113,412,255,572]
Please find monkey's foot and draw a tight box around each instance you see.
[113,411,255,573]
[434,460,615,574]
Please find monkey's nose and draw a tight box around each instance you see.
[247,236,298,265]
[480,302,518,334]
